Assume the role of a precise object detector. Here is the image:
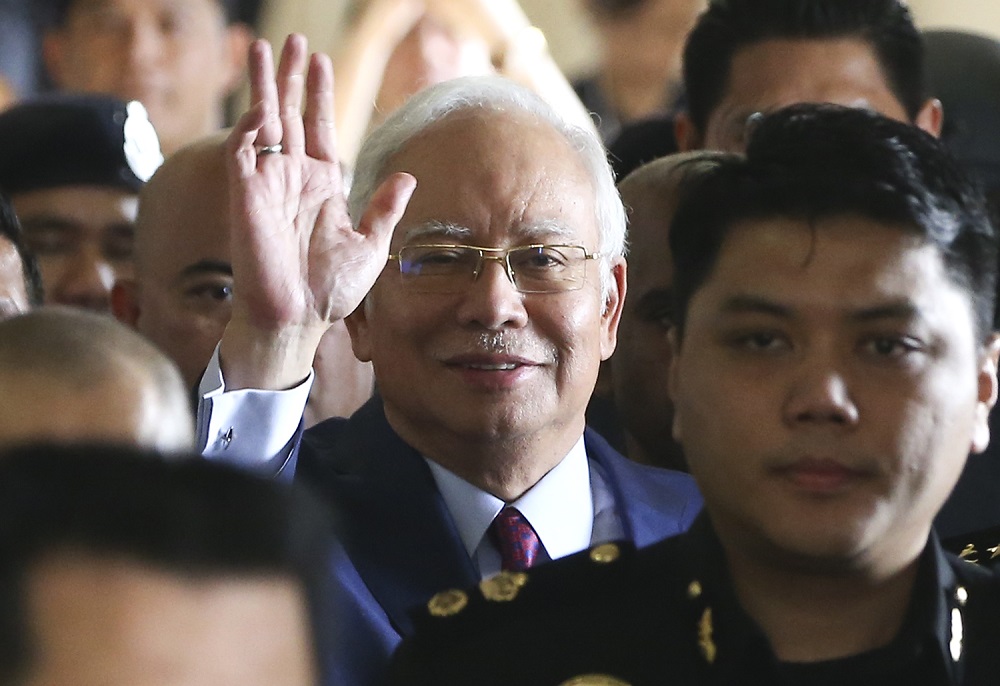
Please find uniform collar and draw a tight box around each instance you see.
[678,515,967,684]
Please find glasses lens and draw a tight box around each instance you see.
[397,245,479,292]
[508,245,588,293]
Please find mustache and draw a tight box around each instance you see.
[435,331,559,363]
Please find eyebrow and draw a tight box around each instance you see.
[718,294,922,322]
[179,260,233,278]
[401,219,579,244]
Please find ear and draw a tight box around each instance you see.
[673,111,700,152]
[667,326,683,443]
[220,22,254,95]
[344,298,374,363]
[599,257,627,360]
[42,30,70,87]
[111,279,141,327]
[971,333,1000,454]
[914,98,944,139]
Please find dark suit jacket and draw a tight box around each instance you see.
[287,398,702,686]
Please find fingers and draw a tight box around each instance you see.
[356,172,418,249]
[304,52,337,163]
[276,34,309,155]
[247,39,282,147]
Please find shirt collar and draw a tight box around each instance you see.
[425,435,593,561]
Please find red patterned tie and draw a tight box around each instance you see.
[489,507,543,571]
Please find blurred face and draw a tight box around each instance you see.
[597,0,704,98]
[0,236,30,319]
[610,186,682,469]
[670,216,997,574]
[348,112,624,463]
[375,15,492,122]
[24,554,315,686]
[691,38,928,152]
[45,0,245,154]
[13,186,137,313]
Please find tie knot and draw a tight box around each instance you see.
[490,507,543,572]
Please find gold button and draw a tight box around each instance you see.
[427,589,468,617]
[589,543,621,564]
[480,571,529,602]
[687,580,702,599]
[559,675,631,685]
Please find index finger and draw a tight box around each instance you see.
[247,39,283,147]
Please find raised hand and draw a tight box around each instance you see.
[221,34,416,390]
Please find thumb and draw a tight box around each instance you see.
[357,172,417,253]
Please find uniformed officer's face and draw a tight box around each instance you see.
[347,111,625,479]
[669,216,998,572]
[13,186,137,313]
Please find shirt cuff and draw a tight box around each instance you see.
[196,343,313,472]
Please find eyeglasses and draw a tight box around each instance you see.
[387,244,602,294]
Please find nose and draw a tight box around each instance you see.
[783,360,860,428]
[50,247,116,313]
[123,17,162,69]
[455,258,529,330]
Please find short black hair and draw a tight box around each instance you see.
[682,0,927,135]
[0,194,42,307]
[48,0,241,26]
[0,445,334,685]
[670,104,998,342]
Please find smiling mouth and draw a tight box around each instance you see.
[461,362,520,371]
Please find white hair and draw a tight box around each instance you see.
[347,75,627,299]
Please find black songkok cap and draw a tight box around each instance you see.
[0,93,164,197]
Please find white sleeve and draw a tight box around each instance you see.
[195,344,314,474]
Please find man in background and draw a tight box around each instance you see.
[0,444,329,685]
[0,94,162,312]
[113,133,373,424]
[0,307,193,451]
[42,0,252,155]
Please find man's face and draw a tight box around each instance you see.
[24,554,315,686]
[44,0,245,154]
[610,186,682,469]
[670,216,997,572]
[0,236,30,320]
[12,186,137,313]
[682,38,939,152]
[119,152,233,389]
[348,111,624,459]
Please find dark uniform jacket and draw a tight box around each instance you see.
[388,515,1000,686]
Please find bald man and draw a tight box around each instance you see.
[112,134,374,426]
[608,151,734,470]
[0,307,193,451]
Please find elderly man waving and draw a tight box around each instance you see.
[197,34,700,686]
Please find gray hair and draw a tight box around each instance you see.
[347,75,627,299]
